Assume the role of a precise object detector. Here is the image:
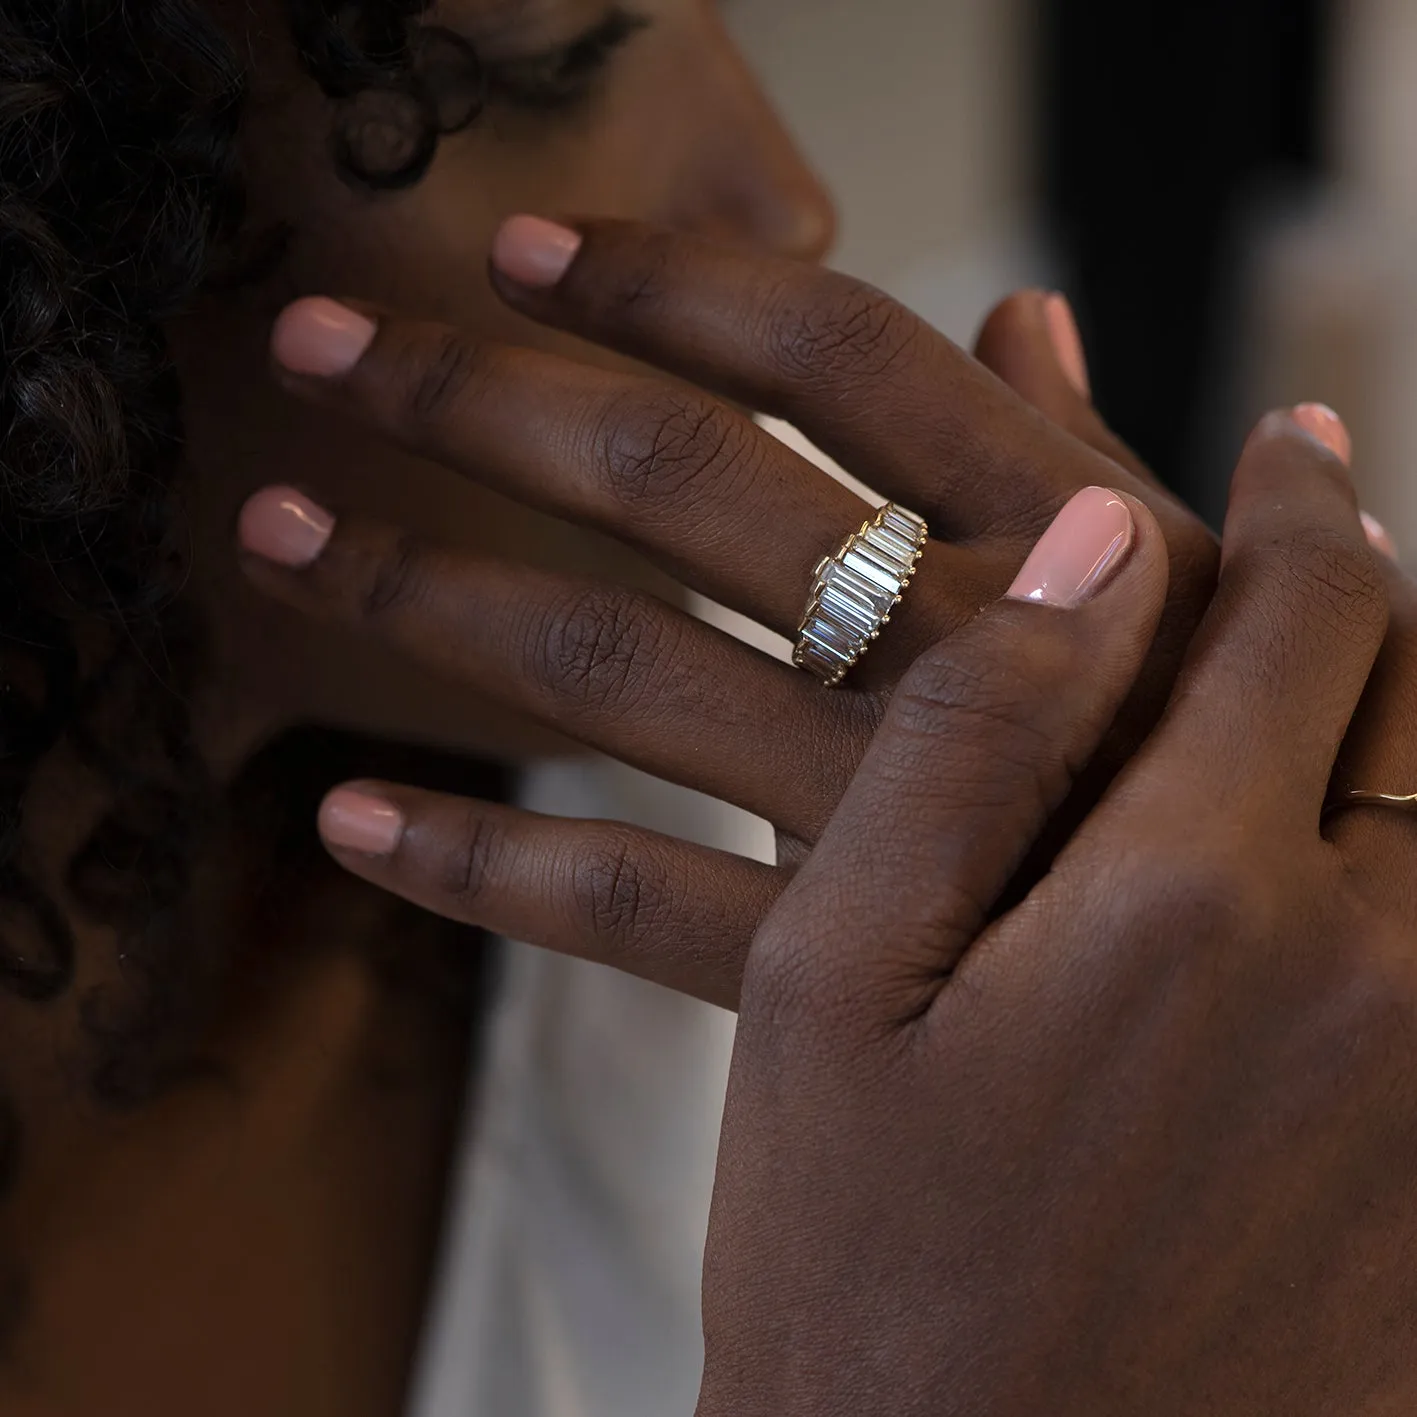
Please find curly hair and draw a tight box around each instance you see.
[0,0,483,1113]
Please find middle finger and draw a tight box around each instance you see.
[269,298,992,675]
[236,487,870,842]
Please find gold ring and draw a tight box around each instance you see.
[793,503,928,687]
[1326,789,1417,819]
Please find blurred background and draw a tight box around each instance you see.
[729,0,1413,535]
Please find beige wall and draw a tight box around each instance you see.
[730,0,1042,341]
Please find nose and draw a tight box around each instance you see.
[727,117,839,264]
[666,26,838,263]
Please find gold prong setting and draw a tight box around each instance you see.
[793,503,928,687]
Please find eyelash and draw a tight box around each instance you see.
[484,8,651,113]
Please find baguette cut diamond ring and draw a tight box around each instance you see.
[793,503,928,687]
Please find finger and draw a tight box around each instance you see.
[748,486,1169,1025]
[316,783,785,1009]
[972,288,1164,492]
[237,488,865,841]
[1322,504,1417,884]
[487,216,1189,545]
[1123,406,1388,829]
[269,296,898,640]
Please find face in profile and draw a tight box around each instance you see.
[174,0,836,759]
[0,4,831,1407]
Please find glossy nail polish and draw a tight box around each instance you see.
[491,215,584,289]
[271,297,377,377]
[1007,487,1135,608]
[320,787,405,858]
[238,486,335,568]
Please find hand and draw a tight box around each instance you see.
[697,412,1417,1417]
[239,218,1221,1008]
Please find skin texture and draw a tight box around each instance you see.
[242,218,1225,1006]
[696,424,1417,1416]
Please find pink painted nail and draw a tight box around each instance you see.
[319,787,405,858]
[1291,403,1352,465]
[1362,511,1398,560]
[1007,487,1135,608]
[238,486,335,568]
[491,215,584,289]
[271,297,377,377]
[1044,292,1091,399]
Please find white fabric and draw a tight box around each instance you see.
[407,760,771,1417]
[409,420,845,1417]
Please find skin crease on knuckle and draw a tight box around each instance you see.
[595,388,759,513]
[568,831,668,950]
[529,584,672,722]
[764,276,924,390]
[431,803,507,914]
[354,530,432,625]
[403,328,490,424]
[1216,527,1387,684]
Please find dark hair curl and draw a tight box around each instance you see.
[0,0,482,1116]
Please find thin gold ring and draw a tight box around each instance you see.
[1324,789,1417,820]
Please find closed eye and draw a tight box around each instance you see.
[484,7,650,112]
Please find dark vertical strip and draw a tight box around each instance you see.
[1037,0,1327,516]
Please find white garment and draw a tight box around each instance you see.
[409,422,844,1416]
[407,760,771,1417]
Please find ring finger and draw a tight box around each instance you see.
[237,488,869,841]
[270,300,1023,680]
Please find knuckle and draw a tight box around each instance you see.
[745,913,909,1060]
[402,330,484,422]
[891,637,1057,759]
[354,531,427,623]
[569,831,668,944]
[596,391,753,509]
[1294,526,1387,627]
[1111,845,1272,955]
[744,922,833,1033]
[529,587,668,718]
[1244,522,1387,644]
[434,806,504,913]
[602,231,678,315]
[766,279,922,385]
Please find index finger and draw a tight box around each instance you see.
[490,217,1199,550]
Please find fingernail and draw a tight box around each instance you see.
[1043,292,1090,399]
[1007,486,1135,608]
[238,486,335,567]
[271,297,377,377]
[491,215,583,289]
[320,787,405,858]
[1362,510,1398,560]
[1291,403,1352,465]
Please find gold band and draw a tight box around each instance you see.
[793,503,928,687]
[1326,789,1417,818]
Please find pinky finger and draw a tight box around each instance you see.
[318,782,785,1010]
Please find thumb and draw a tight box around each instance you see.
[748,485,1169,1026]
